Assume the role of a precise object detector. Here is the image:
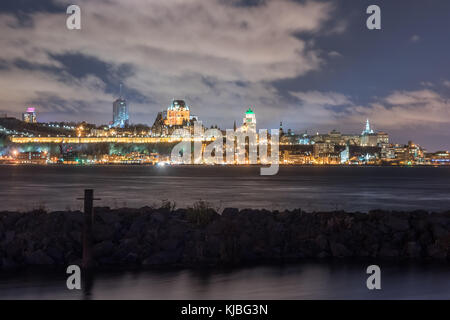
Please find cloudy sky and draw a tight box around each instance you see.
[1,0,450,150]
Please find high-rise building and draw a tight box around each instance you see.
[112,85,129,128]
[112,98,129,128]
[22,107,37,123]
[164,100,190,126]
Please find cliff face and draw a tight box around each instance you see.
[0,208,449,268]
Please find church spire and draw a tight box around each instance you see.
[362,118,374,135]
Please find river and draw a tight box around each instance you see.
[1,165,450,212]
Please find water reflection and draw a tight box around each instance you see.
[1,166,450,212]
[0,261,449,300]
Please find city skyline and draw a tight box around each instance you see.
[9,102,434,153]
[0,0,450,151]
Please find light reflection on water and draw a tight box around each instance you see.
[1,165,450,212]
[0,261,449,300]
[1,166,450,299]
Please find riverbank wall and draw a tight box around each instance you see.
[1,207,449,268]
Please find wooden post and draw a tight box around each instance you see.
[77,189,101,297]
[82,189,94,269]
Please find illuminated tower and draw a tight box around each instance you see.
[361,118,377,146]
[112,84,129,128]
[362,118,374,135]
[242,108,256,132]
[164,100,190,126]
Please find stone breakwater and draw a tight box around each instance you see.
[0,207,449,268]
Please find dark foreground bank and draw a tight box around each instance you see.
[1,207,449,268]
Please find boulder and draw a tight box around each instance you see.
[93,225,115,242]
[222,208,239,218]
[93,240,114,258]
[384,215,410,232]
[25,250,54,265]
[405,241,422,258]
[426,244,447,259]
[330,242,352,257]
[379,245,399,257]
[5,231,15,244]
[1,207,449,269]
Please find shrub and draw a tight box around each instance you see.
[187,200,217,226]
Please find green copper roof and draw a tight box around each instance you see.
[245,108,254,114]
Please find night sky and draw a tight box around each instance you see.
[0,0,449,151]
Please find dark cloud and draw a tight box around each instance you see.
[13,58,60,73]
[0,0,64,14]
[0,59,10,70]
[48,53,149,103]
[29,94,90,114]
[223,0,267,7]
[0,0,65,28]
[0,0,450,150]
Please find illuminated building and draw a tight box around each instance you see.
[90,128,110,137]
[311,131,360,146]
[15,151,48,164]
[100,152,159,165]
[228,108,258,164]
[379,142,424,164]
[298,133,310,145]
[377,132,389,145]
[362,119,374,135]
[151,112,167,136]
[242,108,256,132]
[343,134,361,146]
[112,98,129,128]
[164,100,190,126]
[426,151,450,164]
[360,119,378,147]
[340,145,350,163]
[22,107,37,123]
[282,148,313,164]
[327,129,344,145]
[313,142,335,157]
[380,145,396,160]
[361,134,377,147]
[407,141,424,163]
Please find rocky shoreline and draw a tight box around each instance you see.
[1,207,449,268]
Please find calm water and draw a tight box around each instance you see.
[1,165,450,212]
[0,261,449,300]
[1,165,449,300]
